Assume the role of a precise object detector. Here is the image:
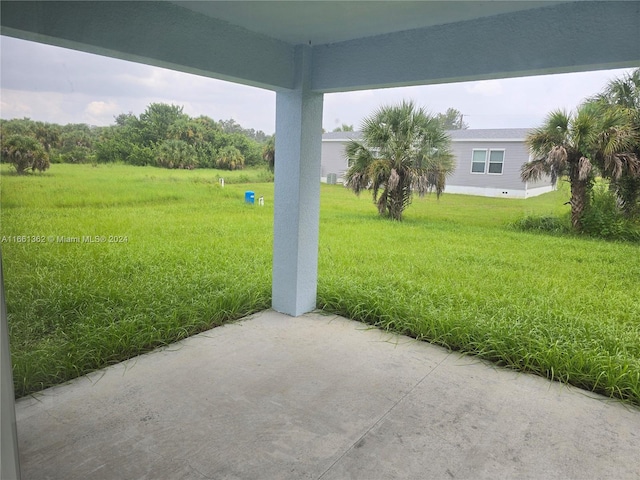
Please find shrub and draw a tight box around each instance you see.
[612,175,640,219]
[256,169,274,183]
[1,134,50,174]
[511,214,570,235]
[195,143,217,169]
[129,145,155,166]
[581,185,640,241]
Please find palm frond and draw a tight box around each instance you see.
[388,168,400,192]
[578,156,593,181]
[369,159,391,201]
[604,152,640,180]
[597,68,640,111]
[521,158,551,183]
[344,140,375,195]
[526,110,570,158]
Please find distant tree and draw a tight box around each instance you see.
[189,116,224,167]
[95,124,137,164]
[253,130,269,144]
[215,145,244,170]
[227,133,262,166]
[435,108,468,130]
[139,103,188,146]
[0,118,35,137]
[129,145,155,167]
[172,117,200,142]
[115,112,136,127]
[345,101,454,221]
[218,118,244,135]
[521,105,638,230]
[262,136,275,172]
[33,121,61,153]
[154,139,197,169]
[333,124,354,132]
[57,125,95,163]
[1,105,271,172]
[1,134,50,174]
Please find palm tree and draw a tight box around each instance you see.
[1,134,50,174]
[262,136,275,172]
[590,68,640,217]
[155,139,197,169]
[345,101,454,221]
[216,145,245,170]
[521,104,638,230]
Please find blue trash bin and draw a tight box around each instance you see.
[245,191,255,204]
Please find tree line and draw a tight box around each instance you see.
[0,103,274,173]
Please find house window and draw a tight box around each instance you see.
[488,150,504,174]
[471,149,505,174]
[471,149,487,173]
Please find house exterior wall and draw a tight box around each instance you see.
[321,140,350,181]
[320,129,554,198]
[447,138,552,198]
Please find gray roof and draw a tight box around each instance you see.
[446,128,531,141]
[322,131,363,141]
[323,128,530,142]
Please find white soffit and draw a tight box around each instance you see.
[1,1,638,92]
[173,1,561,46]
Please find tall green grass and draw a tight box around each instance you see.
[1,164,273,395]
[317,183,639,405]
[2,165,639,406]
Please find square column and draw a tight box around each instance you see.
[1,254,21,480]
[272,45,323,316]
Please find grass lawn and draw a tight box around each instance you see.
[1,163,639,405]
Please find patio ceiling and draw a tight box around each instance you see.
[1,1,638,92]
[174,1,558,45]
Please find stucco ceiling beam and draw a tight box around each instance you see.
[0,1,295,91]
[311,1,640,93]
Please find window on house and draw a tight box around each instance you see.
[471,149,487,173]
[488,150,504,174]
[471,149,505,174]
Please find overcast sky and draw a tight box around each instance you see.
[1,35,635,134]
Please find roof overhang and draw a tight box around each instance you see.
[1,1,638,93]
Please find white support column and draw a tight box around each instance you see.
[1,254,21,480]
[272,45,323,316]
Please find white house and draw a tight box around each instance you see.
[321,128,554,199]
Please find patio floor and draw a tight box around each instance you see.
[15,310,640,479]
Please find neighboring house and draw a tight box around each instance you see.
[445,128,553,198]
[321,131,363,184]
[321,128,554,198]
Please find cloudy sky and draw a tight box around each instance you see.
[0,35,635,134]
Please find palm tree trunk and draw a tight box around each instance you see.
[569,177,588,231]
[388,189,404,220]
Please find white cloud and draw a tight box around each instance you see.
[83,100,121,125]
[465,80,504,96]
[0,89,80,124]
[0,95,33,118]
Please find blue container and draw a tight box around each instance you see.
[245,191,255,204]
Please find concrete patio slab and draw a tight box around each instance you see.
[15,310,640,479]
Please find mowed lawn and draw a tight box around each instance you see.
[1,164,639,405]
